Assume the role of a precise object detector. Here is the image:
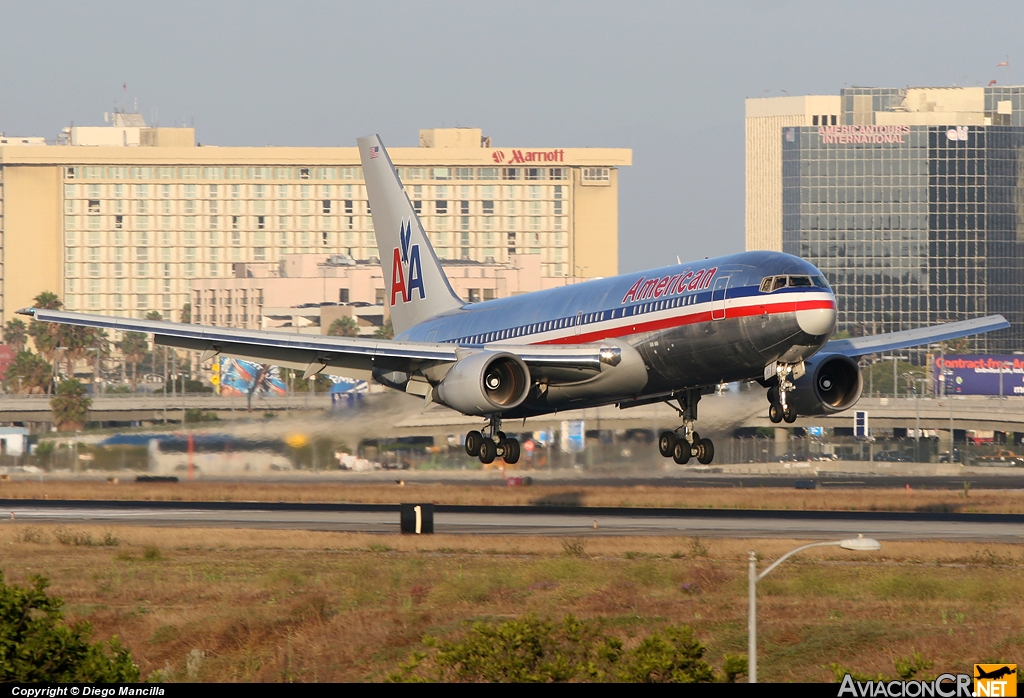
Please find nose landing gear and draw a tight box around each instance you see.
[464,416,520,465]
[766,364,800,424]
[657,388,716,465]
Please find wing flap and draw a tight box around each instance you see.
[823,314,1010,357]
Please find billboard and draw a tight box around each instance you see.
[218,358,288,397]
[933,355,1024,396]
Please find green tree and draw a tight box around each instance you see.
[328,316,360,337]
[27,292,63,362]
[54,324,103,376]
[3,318,27,353]
[940,337,972,355]
[180,302,192,324]
[118,332,150,387]
[51,378,92,431]
[375,318,394,339]
[4,351,53,394]
[0,571,139,682]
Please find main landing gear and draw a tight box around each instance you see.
[767,363,798,424]
[658,388,715,465]
[464,416,520,465]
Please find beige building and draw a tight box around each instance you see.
[745,94,841,251]
[0,117,630,327]
[193,252,580,334]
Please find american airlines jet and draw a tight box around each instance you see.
[23,136,1008,466]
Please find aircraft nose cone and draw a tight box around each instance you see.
[796,305,837,337]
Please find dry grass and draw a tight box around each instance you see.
[1,480,1022,514]
[1,523,1021,682]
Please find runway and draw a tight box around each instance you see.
[2,499,1023,541]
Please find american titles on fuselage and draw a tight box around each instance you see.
[390,220,425,306]
[621,267,717,304]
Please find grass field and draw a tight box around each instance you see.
[1,523,1021,682]
[0,479,1022,514]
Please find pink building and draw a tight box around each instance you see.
[191,253,587,334]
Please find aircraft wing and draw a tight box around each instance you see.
[822,314,1009,358]
[19,308,618,383]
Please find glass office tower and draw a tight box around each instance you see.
[781,87,1024,353]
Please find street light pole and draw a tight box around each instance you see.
[747,536,881,683]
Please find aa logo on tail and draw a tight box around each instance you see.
[391,220,425,306]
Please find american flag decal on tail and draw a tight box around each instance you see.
[369,146,379,159]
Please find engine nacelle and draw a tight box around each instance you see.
[788,353,863,416]
[435,351,531,416]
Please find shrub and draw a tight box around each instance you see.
[617,625,717,683]
[391,615,743,683]
[0,571,140,681]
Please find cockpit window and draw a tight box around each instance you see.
[759,274,825,292]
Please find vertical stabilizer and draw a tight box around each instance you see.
[358,135,463,334]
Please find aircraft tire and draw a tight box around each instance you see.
[479,439,497,464]
[783,404,797,424]
[658,431,676,458]
[768,403,783,424]
[503,438,520,464]
[465,430,483,457]
[767,385,779,404]
[496,431,507,446]
[697,438,715,465]
[672,440,691,465]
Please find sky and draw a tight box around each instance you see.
[1,1,1022,273]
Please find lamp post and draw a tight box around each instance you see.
[747,535,881,682]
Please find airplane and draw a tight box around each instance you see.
[21,135,1009,466]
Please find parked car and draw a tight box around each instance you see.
[972,450,1024,467]
[873,450,912,462]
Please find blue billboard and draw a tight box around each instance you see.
[933,355,1024,396]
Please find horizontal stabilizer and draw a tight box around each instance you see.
[823,314,1009,357]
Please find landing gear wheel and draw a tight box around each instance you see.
[496,431,507,446]
[478,439,497,464]
[768,403,783,424]
[697,438,715,465]
[672,440,691,465]
[658,431,676,458]
[767,385,779,404]
[783,404,797,424]
[503,438,520,464]
[465,430,483,457]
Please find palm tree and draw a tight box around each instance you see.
[180,302,192,324]
[374,319,394,339]
[4,351,53,394]
[3,319,27,353]
[33,291,62,310]
[51,378,91,431]
[28,292,62,362]
[118,332,150,387]
[328,316,359,337]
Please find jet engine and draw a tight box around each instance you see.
[435,351,531,416]
[787,353,863,416]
